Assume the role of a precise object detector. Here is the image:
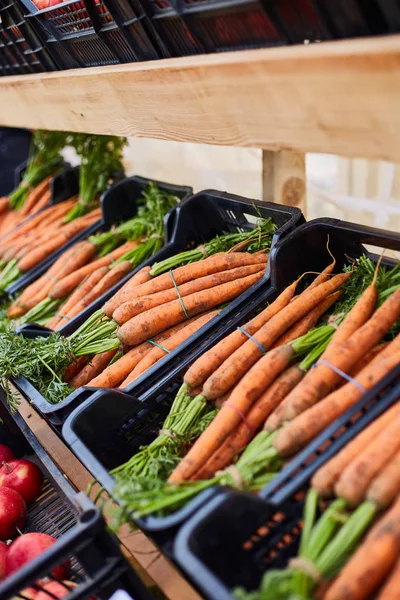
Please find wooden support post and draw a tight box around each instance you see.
[262,150,307,216]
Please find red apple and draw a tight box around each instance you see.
[0,460,43,505]
[14,588,37,599]
[36,581,76,600]
[6,533,70,580]
[0,540,7,580]
[0,488,26,540]
[0,445,15,464]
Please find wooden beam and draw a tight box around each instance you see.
[2,36,400,161]
[14,390,202,600]
[262,150,306,215]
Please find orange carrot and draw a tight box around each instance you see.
[120,310,220,387]
[17,220,95,272]
[168,344,295,483]
[272,349,400,459]
[283,287,400,421]
[118,271,264,347]
[48,241,138,300]
[192,364,304,481]
[0,197,9,215]
[349,343,390,376]
[367,446,400,511]
[376,555,400,599]
[87,321,191,388]
[59,261,133,323]
[104,252,268,317]
[20,178,51,216]
[335,413,400,507]
[271,291,341,348]
[53,266,110,329]
[183,279,300,391]
[311,401,400,498]
[62,356,88,383]
[324,495,400,600]
[112,263,266,325]
[202,272,351,401]
[307,258,336,290]
[69,348,119,388]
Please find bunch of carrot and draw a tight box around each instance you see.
[109,253,400,520]
[63,243,271,392]
[0,130,68,238]
[244,400,400,600]
[0,200,102,291]
[5,183,179,325]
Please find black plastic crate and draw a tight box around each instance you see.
[11,175,193,423]
[174,365,400,599]
[0,394,153,600]
[314,0,388,38]
[375,0,400,31]
[20,0,160,68]
[268,0,332,43]
[0,0,57,73]
[61,218,399,554]
[14,187,301,431]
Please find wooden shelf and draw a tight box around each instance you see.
[1,35,400,161]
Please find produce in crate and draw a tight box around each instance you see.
[0,487,26,540]
[0,445,15,463]
[0,131,68,238]
[0,134,126,292]
[0,541,7,580]
[0,459,44,504]
[0,212,276,411]
[107,255,400,522]
[5,533,70,579]
[7,182,179,325]
[234,401,400,600]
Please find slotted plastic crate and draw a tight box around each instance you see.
[15,188,302,432]
[0,0,57,74]
[62,218,399,555]
[173,365,400,599]
[375,0,400,31]
[314,0,388,38]
[20,0,161,68]
[0,396,153,600]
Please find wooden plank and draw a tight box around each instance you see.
[262,150,306,215]
[14,390,202,600]
[1,36,400,161]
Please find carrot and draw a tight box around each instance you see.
[192,364,304,481]
[87,321,191,388]
[283,287,400,421]
[367,446,400,511]
[271,291,341,348]
[29,189,52,213]
[376,555,400,599]
[112,263,266,325]
[183,279,300,391]
[0,197,9,215]
[272,349,400,459]
[48,241,138,300]
[59,261,134,323]
[20,178,51,216]
[104,252,268,317]
[349,343,390,376]
[17,221,93,272]
[335,414,400,507]
[120,310,220,387]
[168,344,295,483]
[53,266,110,329]
[15,241,99,314]
[118,271,264,347]
[324,495,400,600]
[62,356,88,383]
[311,401,400,498]
[202,272,351,401]
[69,348,119,388]
[307,257,336,290]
